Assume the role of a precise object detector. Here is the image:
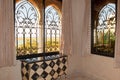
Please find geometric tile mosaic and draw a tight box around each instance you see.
[21,55,68,80]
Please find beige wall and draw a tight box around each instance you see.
[68,54,120,80]
[66,0,120,80]
[0,0,21,79]
[0,61,22,80]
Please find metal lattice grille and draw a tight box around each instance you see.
[15,0,62,57]
[45,6,61,52]
[15,1,42,56]
[93,3,116,55]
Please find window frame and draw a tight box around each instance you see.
[15,0,62,59]
[91,0,117,57]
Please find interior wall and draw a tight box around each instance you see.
[0,61,21,80]
[67,0,120,80]
[0,0,21,79]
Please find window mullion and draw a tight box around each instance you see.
[43,0,46,60]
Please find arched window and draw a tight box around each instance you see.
[91,0,117,57]
[97,3,115,50]
[15,0,42,56]
[15,0,62,59]
[45,6,61,52]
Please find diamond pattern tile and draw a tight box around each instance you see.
[41,62,48,69]
[56,59,61,66]
[49,60,55,68]
[62,57,67,64]
[21,55,68,80]
[53,72,59,79]
[31,63,39,71]
[21,62,24,68]
[62,65,67,71]
[45,66,51,73]
[57,67,61,74]
[50,69,55,76]
[31,73,39,80]
[51,77,55,80]
[41,71,48,78]
[21,62,29,80]
[46,74,52,80]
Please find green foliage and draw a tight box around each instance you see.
[94,30,115,53]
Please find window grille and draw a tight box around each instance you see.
[91,0,116,57]
[45,6,61,52]
[15,0,62,58]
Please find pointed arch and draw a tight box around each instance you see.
[45,5,62,52]
[91,0,116,57]
[15,0,42,56]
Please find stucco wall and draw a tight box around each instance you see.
[0,53,120,80]
[0,61,22,80]
[66,0,120,80]
[67,54,120,80]
[0,0,21,79]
